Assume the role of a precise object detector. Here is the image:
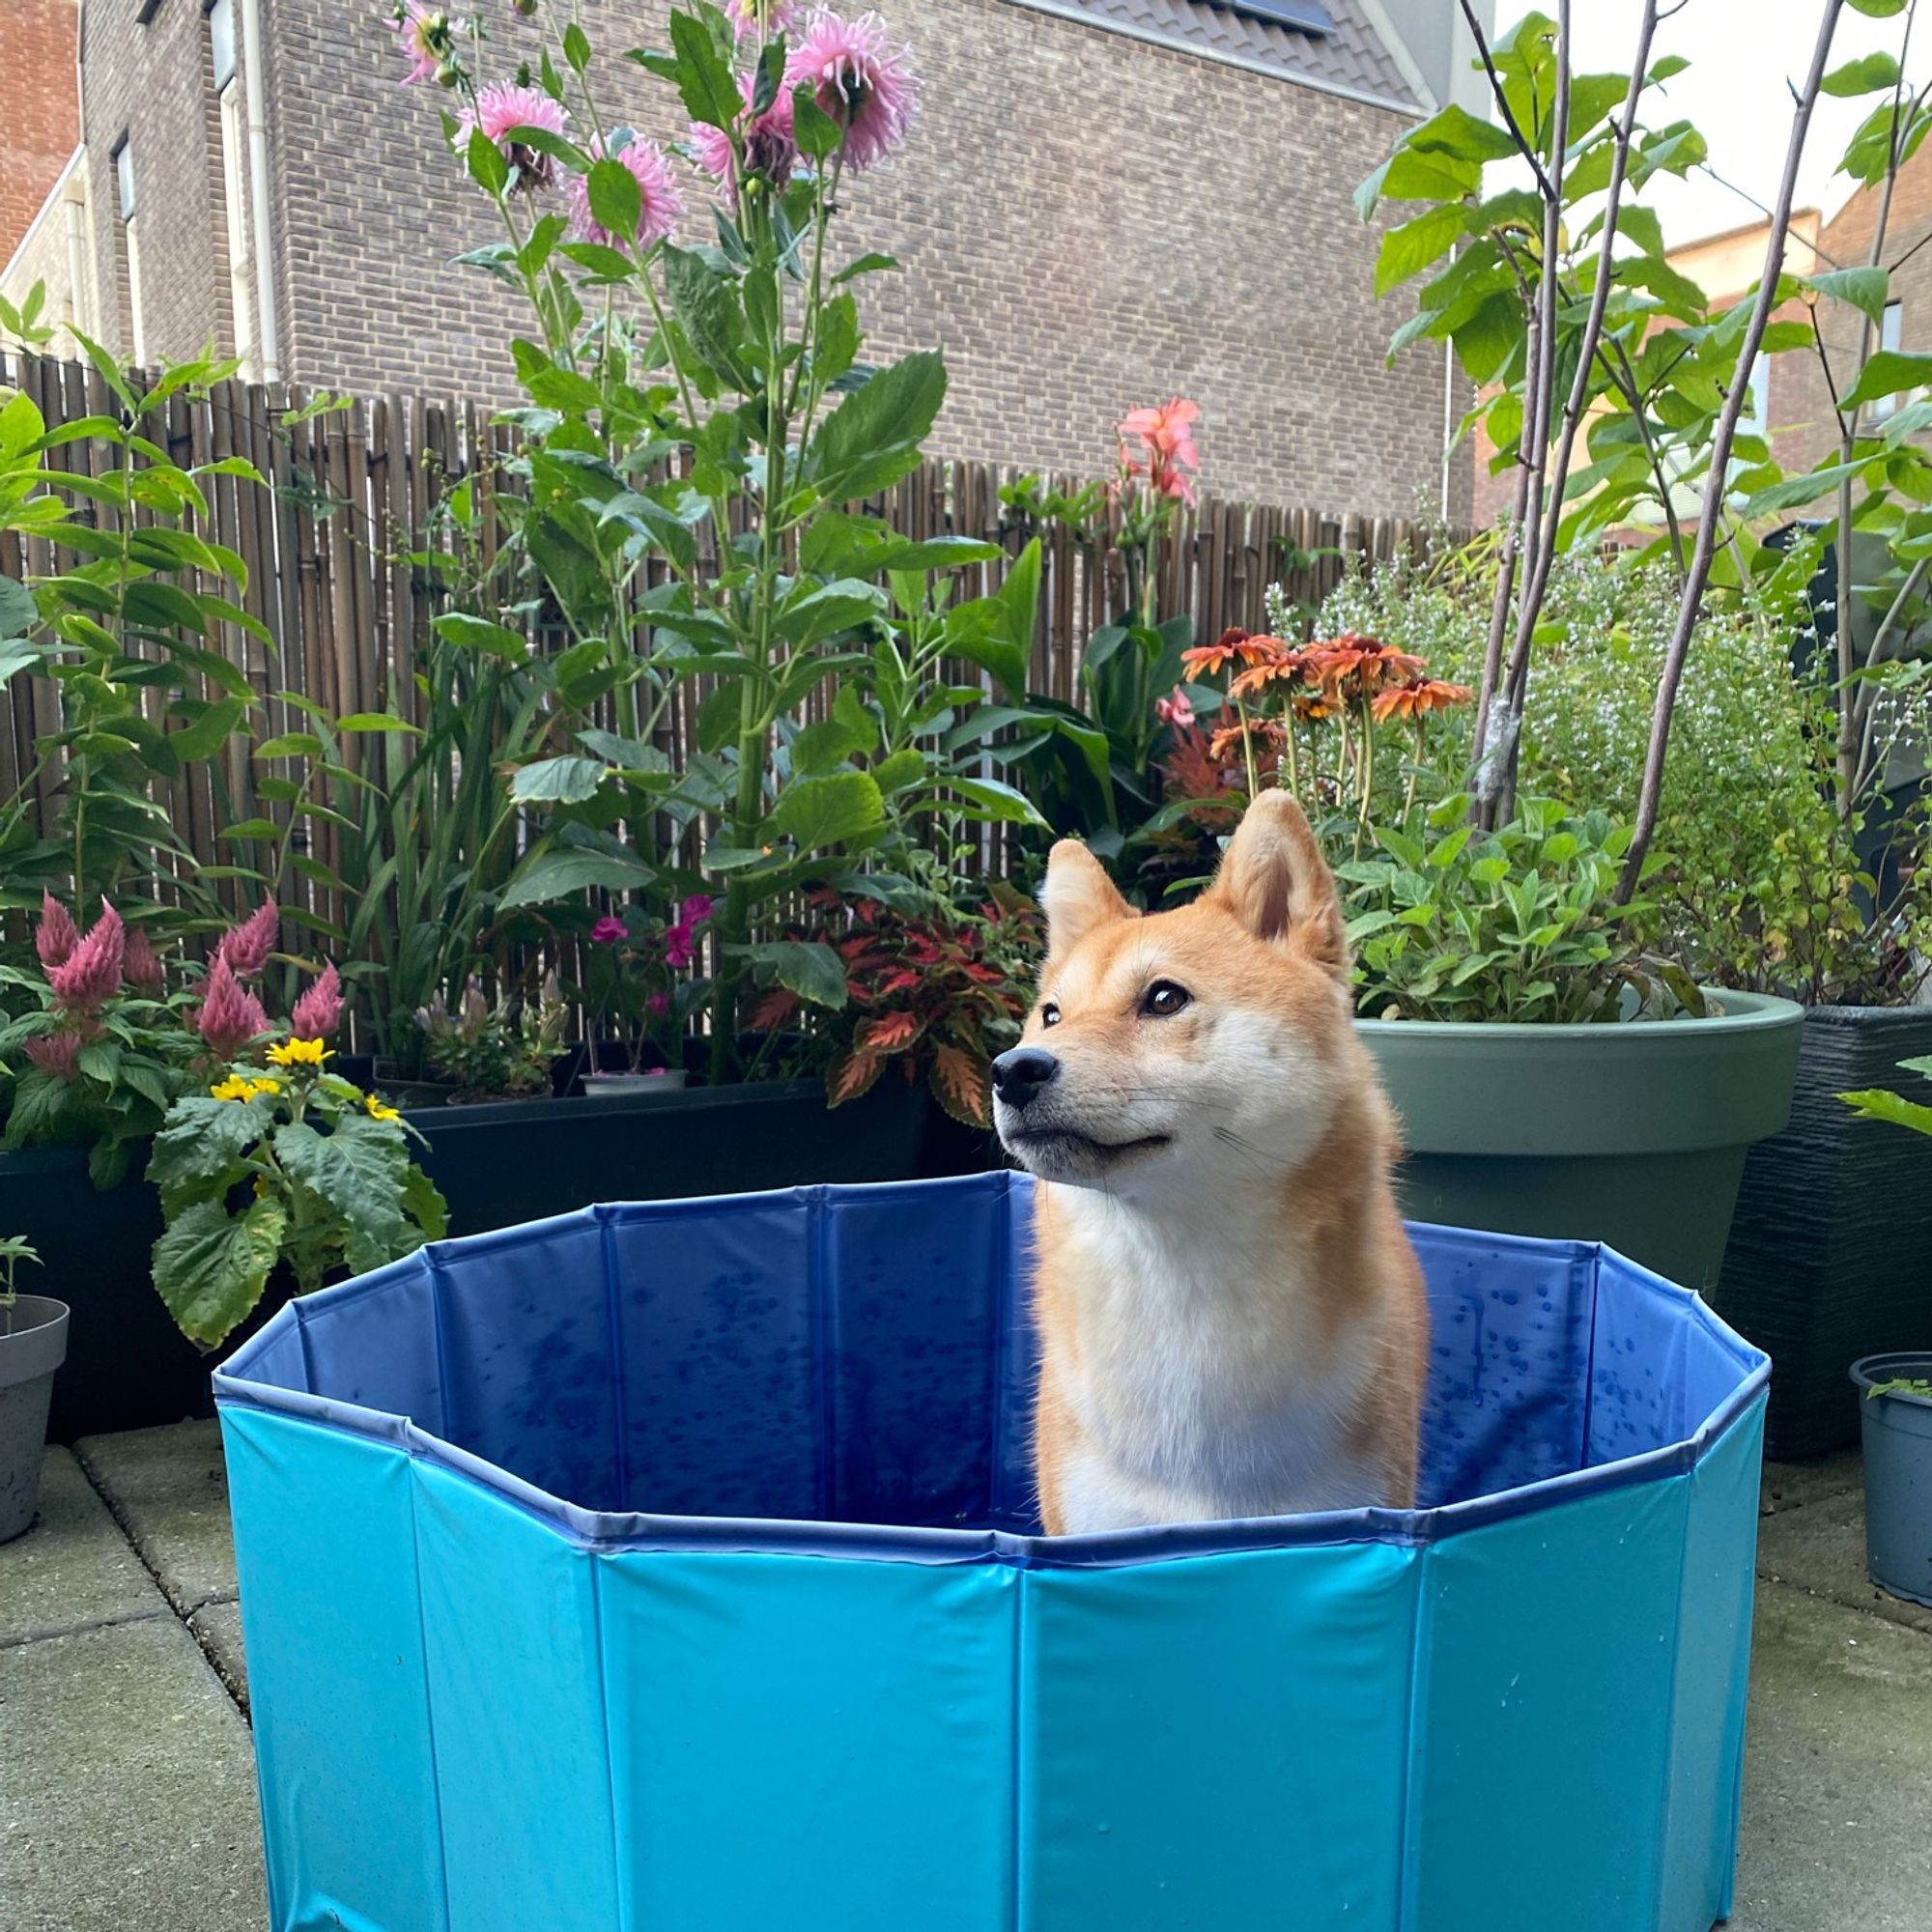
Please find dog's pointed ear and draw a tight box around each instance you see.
[1041,838,1134,960]
[1206,791,1348,976]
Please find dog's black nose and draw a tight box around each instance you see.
[991,1046,1060,1108]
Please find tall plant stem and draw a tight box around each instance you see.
[1620,0,1844,901]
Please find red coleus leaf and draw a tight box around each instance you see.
[749,987,799,1035]
[929,1043,992,1127]
[860,1010,925,1053]
[828,1048,887,1108]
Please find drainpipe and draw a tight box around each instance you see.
[1442,337,1456,521]
[239,0,283,382]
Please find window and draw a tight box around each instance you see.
[1872,301,1905,422]
[112,136,147,365]
[114,139,136,221]
[209,0,236,88]
[1745,349,1771,441]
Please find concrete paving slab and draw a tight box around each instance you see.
[0,1612,267,1932]
[0,1449,166,1646]
[1760,1450,1863,1517]
[1729,1582,1932,1932]
[1758,1484,1932,1639]
[189,1598,248,1714]
[74,1419,236,1615]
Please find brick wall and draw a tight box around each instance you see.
[83,0,1471,519]
[0,0,80,265]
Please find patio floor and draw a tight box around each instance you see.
[2,1423,1928,1930]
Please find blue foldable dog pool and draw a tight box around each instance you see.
[214,1170,1768,1932]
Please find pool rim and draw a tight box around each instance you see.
[213,1174,1770,1573]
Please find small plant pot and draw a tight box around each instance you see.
[582,1069,690,1097]
[1,1295,71,1543]
[1851,1352,1932,1608]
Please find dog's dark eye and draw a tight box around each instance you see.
[1039,1002,1061,1028]
[1143,981,1190,1017]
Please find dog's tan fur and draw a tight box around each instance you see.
[996,792,1429,1535]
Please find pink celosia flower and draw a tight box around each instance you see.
[1120,399,1202,507]
[291,963,344,1040]
[590,915,628,945]
[691,71,798,204]
[124,923,166,993]
[458,81,569,191]
[35,892,78,971]
[727,0,802,38]
[680,895,715,927]
[217,899,279,979]
[196,954,270,1060]
[785,10,918,173]
[47,901,125,1013]
[25,1032,83,1081]
[1154,687,1196,728]
[391,1,455,86]
[566,133,684,251]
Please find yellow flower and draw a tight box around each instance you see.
[267,1037,332,1068]
[364,1094,402,1123]
[252,1076,282,1096]
[210,1076,256,1102]
[252,1175,270,1200]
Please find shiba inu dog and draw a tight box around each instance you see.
[992,791,1430,1536]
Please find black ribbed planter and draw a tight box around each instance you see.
[1714,1005,1932,1460]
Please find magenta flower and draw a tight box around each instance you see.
[47,901,125,1013]
[679,895,715,928]
[665,926,696,972]
[726,0,802,37]
[567,133,684,251]
[785,10,918,173]
[590,916,628,946]
[1154,687,1195,728]
[458,81,569,191]
[25,1032,83,1081]
[196,954,270,1060]
[391,2,455,86]
[217,899,279,979]
[124,923,166,993]
[291,963,344,1040]
[646,991,670,1017]
[35,892,78,971]
[691,71,797,204]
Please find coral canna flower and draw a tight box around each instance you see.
[35,892,78,971]
[47,901,125,1012]
[1154,687,1196,727]
[1119,398,1201,505]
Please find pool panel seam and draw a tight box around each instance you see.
[1393,1536,1431,1932]
[402,1451,457,1932]
[588,1548,631,1932]
[600,1211,629,1511]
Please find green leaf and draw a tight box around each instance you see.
[562,19,592,71]
[433,611,527,661]
[733,940,849,1010]
[1374,205,1467,297]
[274,1115,416,1277]
[587,156,643,244]
[669,7,743,129]
[153,1195,288,1348]
[871,748,926,792]
[0,575,41,639]
[1843,349,1932,411]
[148,1095,273,1207]
[509,753,610,804]
[1824,50,1902,96]
[336,712,421,734]
[402,1163,448,1243]
[767,771,886,850]
[1807,265,1890,329]
[791,716,868,777]
[252,731,326,760]
[660,244,748,386]
[791,83,844,160]
[466,124,512,198]
[1848,0,1908,12]
[1839,1087,1932,1135]
[934,776,1050,828]
[497,845,655,909]
[808,350,949,505]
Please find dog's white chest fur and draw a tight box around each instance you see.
[1043,1186,1386,1534]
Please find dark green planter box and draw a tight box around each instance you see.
[1356,990,1804,1292]
[4,1076,933,1443]
[1714,1006,1932,1461]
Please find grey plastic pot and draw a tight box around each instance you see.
[1355,990,1804,1292]
[0,1294,70,1544]
[1852,1352,1932,1609]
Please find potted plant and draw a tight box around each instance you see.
[573,897,714,1095]
[412,976,571,1103]
[0,1238,63,1544]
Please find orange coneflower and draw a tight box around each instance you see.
[1228,648,1316,700]
[1306,632,1429,697]
[1208,717,1288,762]
[1180,628,1292,678]
[1371,676,1474,724]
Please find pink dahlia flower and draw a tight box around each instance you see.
[196,954,270,1059]
[218,899,279,979]
[47,901,125,1013]
[291,962,345,1040]
[590,916,628,946]
[1120,398,1202,507]
[35,892,78,971]
[391,2,455,87]
[785,10,918,173]
[727,0,802,38]
[567,133,684,251]
[25,1032,83,1081]
[459,81,569,191]
[691,71,797,204]
[124,923,166,993]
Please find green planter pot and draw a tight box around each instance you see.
[1356,990,1804,1291]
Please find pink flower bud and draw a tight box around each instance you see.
[291,962,344,1040]
[217,900,279,979]
[590,917,627,946]
[646,991,670,1016]
[47,901,125,1013]
[36,893,78,971]
[24,1032,83,1080]
[196,953,270,1059]
[124,924,166,993]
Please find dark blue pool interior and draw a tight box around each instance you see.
[219,1172,1762,1535]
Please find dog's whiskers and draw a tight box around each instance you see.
[1213,1123,1271,1179]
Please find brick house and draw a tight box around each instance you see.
[0,0,87,358]
[4,0,1486,517]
